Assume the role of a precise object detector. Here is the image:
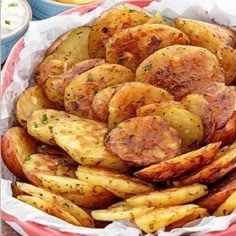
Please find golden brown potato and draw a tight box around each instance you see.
[35,174,116,209]
[91,84,124,122]
[16,182,95,227]
[106,24,190,72]
[137,101,204,151]
[174,18,236,84]
[213,190,236,216]
[134,204,199,233]
[17,195,81,226]
[76,166,155,199]
[27,109,76,145]
[106,116,181,167]
[34,26,91,86]
[1,127,37,179]
[136,45,225,100]
[166,207,209,231]
[88,3,151,58]
[181,94,216,142]
[147,12,168,25]
[16,86,60,127]
[42,59,105,106]
[108,82,173,130]
[173,142,236,186]
[53,117,128,171]
[197,170,236,213]
[64,64,135,118]
[22,153,78,186]
[126,184,208,207]
[135,142,221,182]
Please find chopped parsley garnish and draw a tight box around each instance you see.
[94,141,100,145]
[144,64,152,71]
[5,20,11,25]
[8,2,18,7]
[42,114,48,124]
[24,156,32,161]
[48,126,53,130]
[34,121,38,128]
[21,119,27,124]
[128,9,135,13]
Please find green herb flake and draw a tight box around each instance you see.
[42,114,48,124]
[21,119,27,124]
[5,20,11,25]
[48,126,53,130]
[144,64,152,71]
[8,2,18,7]
[111,85,118,89]
[87,74,94,82]
[94,141,100,145]
[149,224,154,230]
[128,9,135,13]
[76,31,83,35]
[91,51,97,57]
[24,156,32,161]
[50,115,55,118]
[34,121,39,128]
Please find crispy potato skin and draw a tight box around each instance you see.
[137,101,204,152]
[106,24,190,72]
[135,142,221,182]
[136,45,225,100]
[106,116,182,167]
[197,170,236,213]
[88,5,151,58]
[1,127,37,179]
[174,18,236,84]
[64,64,135,118]
[42,59,105,106]
[16,86,60,127]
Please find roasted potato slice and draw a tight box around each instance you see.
[16,86,59,127]
[22,153,77,185]
[147,12,168,25]
[34,26,91,86]
[126,184,207,207]
[181,94,216,142]
[17,195,81,226]
[64,64,135,118]
[76,166,155,199]
[36,143,68,156]
[16,182,94,227]
[134,204,199,233]
[197,170,236,213]
[42,59,105,106]
[173,142,236,186]
[106,24,190,72]
[135,142,221,182]
[213,190,236,216]
[91,205,154,221]
[53,117,128,171]
[166,207,209,231]
[108,82,173,130]
[137,102,204,151]
[88,3,151,58]
[106,116,181,167]
[136,45,225,100]
[35,174,116,209]
[174,18,236,84]
[1,127,37,179]
[27,109,77,145]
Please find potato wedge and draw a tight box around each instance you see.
[181,94,216,142]
[36,174,116,209]
[174,18,236,84]
[135,142,221,182]
[134,204,199,233]
[16,86,60,127]
[64,64,135,118]
[27,109,77,145]
[106,116,181,167]
[106,24,190,72]
[108,82,173,130]
[34,26,91,86]
[53,118,128,171]
[147,12,168,25]
[197,170,236,213]
[37,143,68,156]
[137,102,204,151]
[136,45,225,100]
[213,190,236,216]
[91,205,154,221]
[42,59,105,106]
[1,127,37,179]
[22,154,77,185]
[16,182,94,227]
[17,195,81,226]
[126,184,207,207]
[166,207,209,231]
[88,4,151,58]
[173,142,236,186]
[91,84,124,122]
[76,166,155,199]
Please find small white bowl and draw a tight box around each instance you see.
[1,0,32,64]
